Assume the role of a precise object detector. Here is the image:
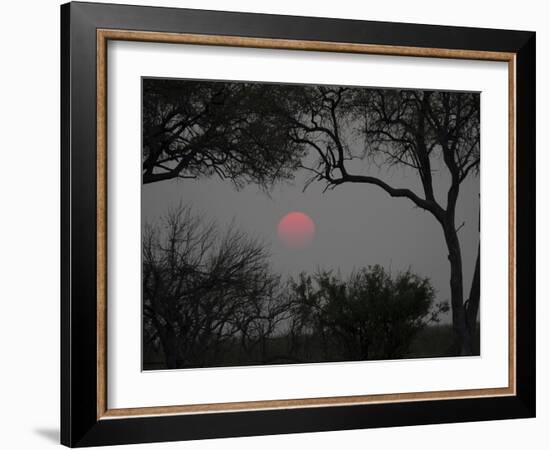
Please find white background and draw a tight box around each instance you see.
[109,42,509,408]
[0,0,546,449]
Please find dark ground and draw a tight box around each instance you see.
[143,324,480,370]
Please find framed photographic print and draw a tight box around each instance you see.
[60,1,536,447]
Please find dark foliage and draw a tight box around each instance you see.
[142,79,305,186]
[142,205,288,369]
[287,266,448,361]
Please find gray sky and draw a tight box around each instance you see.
[142,149,479,323]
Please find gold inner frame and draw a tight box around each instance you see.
[96,29,517,420]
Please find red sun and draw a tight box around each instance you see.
[277,212,316,249]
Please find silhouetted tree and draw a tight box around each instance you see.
[142,79,305,186]
[263,85,480,355]
[288,266,448,360]
[142,205,285,369]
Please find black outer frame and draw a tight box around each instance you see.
[60,1,536,447]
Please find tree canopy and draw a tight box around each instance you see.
[142,79,306,186]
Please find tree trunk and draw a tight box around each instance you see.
[443,221,473,356]
[160,326,179,369]
[465,244,480,346]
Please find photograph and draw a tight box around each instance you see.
[141,78,481,370]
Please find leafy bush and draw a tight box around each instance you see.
[288,265,449,360]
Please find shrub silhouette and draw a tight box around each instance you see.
[287,266,449,361]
